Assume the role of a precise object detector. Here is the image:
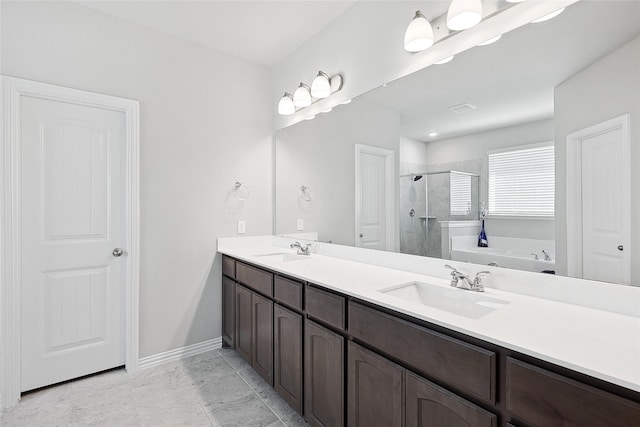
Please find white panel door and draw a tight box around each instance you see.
[20,96,126,391]
[357,152,386,250]
[581,127,629,283]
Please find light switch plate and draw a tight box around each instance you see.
[237,220,246,234]
[297,219,304,231]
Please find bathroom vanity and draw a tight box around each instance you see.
[218,239,640,427]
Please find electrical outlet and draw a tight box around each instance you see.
[237,220,246,234]
[297,219,304,231]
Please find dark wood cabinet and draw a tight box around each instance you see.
[348,341,403,427]
[235,283,274,385]
[274,304,303,414]
[223,256,640,427]
[304,319,344,427]
[252,292,274,386]
[406,371,497,427]
[235,284,252,363]
[506,357,640,427]
[222,275,235,348]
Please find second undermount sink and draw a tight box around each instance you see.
[254,252,309,262]
[379,281,509,319]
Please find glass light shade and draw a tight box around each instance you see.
[311,72,331,98]
[478,34,502,46]
[531,8,565,23]
[293,83,311,108]
[506,0,526,3]
[447,0,482,31]
[404,10,434,53]
[277,93,295,115]
[435,55,454,65]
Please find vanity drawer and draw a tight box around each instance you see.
[349,301,496,404]
[506,358,640,427]
[222,255,235,279]
[306,285,346,331]
[274,275,304,311]
[236,262,273,296]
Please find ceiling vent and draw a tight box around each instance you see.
[449,103,477,114]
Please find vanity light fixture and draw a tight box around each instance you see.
[293,83,312,108]
[341,99,352,105]
[311,71,331,98]
[435,55,454,64]
[505,0,526,3]
[305,115,316,121]
[447,0,482,31]
[531,7,565,23]
[277,93,295,116]
[277,71,344,116]
[404,10,434,52]
[321,107,333,113]
[478,34,502,46]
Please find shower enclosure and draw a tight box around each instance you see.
[400,171,480,258]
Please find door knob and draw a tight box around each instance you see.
[112,248,124,257]
[618,245,624,251]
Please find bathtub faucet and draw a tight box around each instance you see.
[444,265,489,292]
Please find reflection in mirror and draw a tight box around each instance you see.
[275,0,640,285]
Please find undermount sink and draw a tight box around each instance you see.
[379,281,509,319]
[254,252,309,262]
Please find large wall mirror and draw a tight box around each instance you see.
[275,0,640,286]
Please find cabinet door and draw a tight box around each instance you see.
[222,276,235,348]
[406,371,497,427]
[348,342,403,427]
[274,304,303,414]
[252,292,274,386]
[235,284,252,363]
[304,320,344,427]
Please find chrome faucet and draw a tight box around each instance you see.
[290,241,311,255]
[541,249,551,261]
[531,253,539,260]
[445,265,490,292]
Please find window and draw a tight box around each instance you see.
[450,172,472,216]
[488,143,554,217]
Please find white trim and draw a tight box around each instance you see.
[0,76,140,410]
[486,140,553,155]
[566,114,630,283]
[354,144,396,251]
[138,338,223,370]
[440,220,481,229]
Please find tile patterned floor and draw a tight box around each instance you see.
[0,348,309,427]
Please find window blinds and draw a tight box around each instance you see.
[488,144,555,217]
[450,172,472,216]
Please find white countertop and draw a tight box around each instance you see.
[218,240,640,393]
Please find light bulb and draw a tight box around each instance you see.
[447,0,482,31]
[293,83,311,108]
[311,71,331,98]
[404,10,434,53]
[277,93,295,115]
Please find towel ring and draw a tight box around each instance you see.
[232,182,250,201]
[300,185,312,202]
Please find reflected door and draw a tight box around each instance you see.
[356,145,394,251]
[20,96,127,391]
[581,124,629,283]
[567,114,630,284]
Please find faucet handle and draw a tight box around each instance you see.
[531,252,539,260]
[473,271,491,292]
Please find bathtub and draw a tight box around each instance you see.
[450,236,555,273]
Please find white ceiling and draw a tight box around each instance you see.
[358,0,640,142]
[77,0,357,67]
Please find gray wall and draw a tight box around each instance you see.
[554,36,640,282]
[275,99,400,247]
[421,119,555,241]
[1,1,274,357]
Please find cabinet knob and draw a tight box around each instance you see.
[112,248,124,257]
[617,245,624,251]
[359,233,364,238]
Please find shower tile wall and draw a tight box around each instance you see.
[426,173,450,258]
[400,162,427,256]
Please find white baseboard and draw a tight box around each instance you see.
[138,337,222,370]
